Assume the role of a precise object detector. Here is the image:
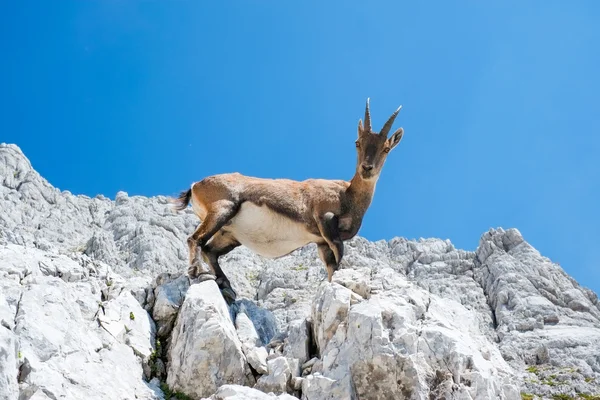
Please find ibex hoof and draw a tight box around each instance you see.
[188,264,216,281]
[221,287,237,305]
[196,272,217,283]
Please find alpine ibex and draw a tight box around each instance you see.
[171,99,405,303]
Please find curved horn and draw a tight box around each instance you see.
[364,98,372,133]
[380,105,402,137]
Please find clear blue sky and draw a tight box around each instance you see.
[1,2,599,294]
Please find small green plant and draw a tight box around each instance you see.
[149,349,158,373]
[552,394,574,400]
[521,393,534,400]
[129,312,135,321]
[17,351,23,359]
[292,264,307,271]
[149,338,163,376]
[526,366,540,374]
[585,377,595,383]
[578,394,600,400]
[106,280,112,287]
[160,382,192,400]
[150,339,162,362]
[246,271,260,283]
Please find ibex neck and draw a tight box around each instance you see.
[346,173,377,216]
[338,173,377,240]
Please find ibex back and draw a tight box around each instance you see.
[170,99,405,303]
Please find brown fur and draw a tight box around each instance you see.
[169,99,405,300]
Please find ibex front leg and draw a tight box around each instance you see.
[187,200,238,279]
[315,212,344,282]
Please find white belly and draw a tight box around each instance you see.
[225,202,320,258]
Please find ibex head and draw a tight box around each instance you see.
[355,98,404,180]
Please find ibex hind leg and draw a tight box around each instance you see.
[202,231,241,305]
[187,201,239,279]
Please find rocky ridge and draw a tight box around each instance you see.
[1,143,599,400]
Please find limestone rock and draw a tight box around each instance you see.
[301,374,353,400]
[98,291,156,363]
[311,283,352,354]
[474,228,600,398]
[246,346,269,375]
[0,326,18,400]
[0,292,14,331]
[235,308,269,374]
[2,144,600,399]
[332,267,371,299]
[204,384,297,400]
[254,356,292,395]
[309,272,518,399]
[167,281,251,398]
[232,299,279,347]
[0,245,159,400]
[152,273,190,338]
[236,307,262,348]
[283,319,310,365]
[0,144,196,277]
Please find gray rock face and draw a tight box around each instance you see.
[203,384,297,400]
[283,319,310,365]
[301,374,352,400]
[475,229,600,364]
[475,228,600,397]
[0,325,18,400]
[167,281,253,398]
[0,143,197,277]
[236,310,269,374]
[1,143,599,400]
[254,356,292,394]
[152,273,190,339]
[0,245,159,400]
[307,278,518,399]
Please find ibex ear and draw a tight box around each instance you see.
[387,127,404,151]
[357,119,364,138]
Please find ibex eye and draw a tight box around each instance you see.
[355,142,360,148]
